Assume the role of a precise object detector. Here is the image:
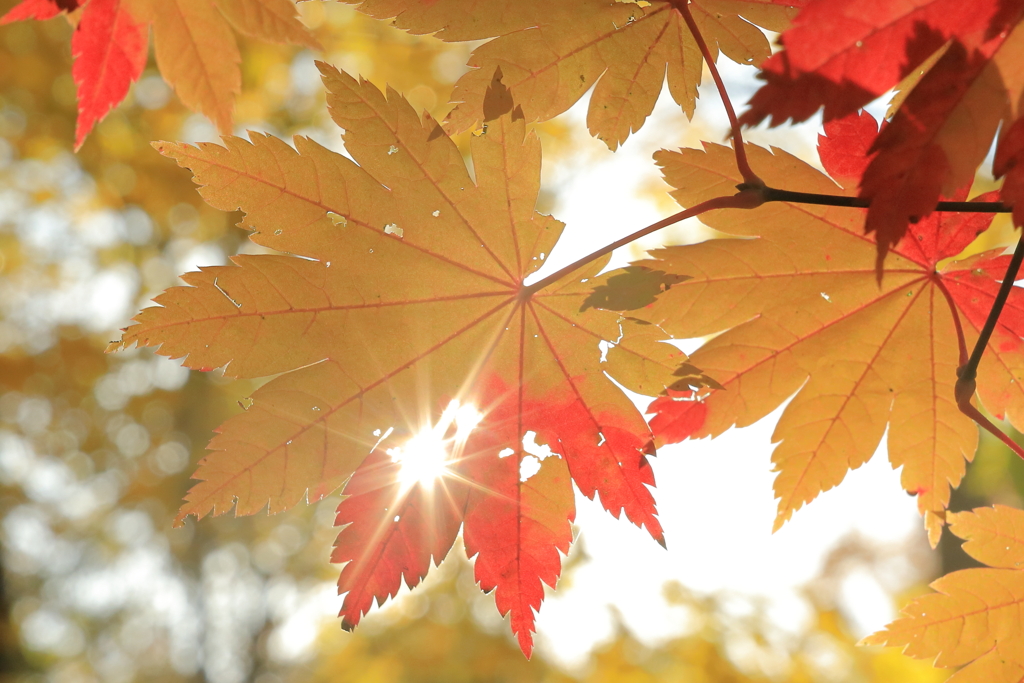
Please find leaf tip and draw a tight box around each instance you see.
[314,59,343,84]
[516,630,535,659]
[924,509,945,549]
[150,140,177,157]
[73,122,91,152]
[857,631,888,647]
[771,510,791,534]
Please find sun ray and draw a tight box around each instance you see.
[388,399,485,493]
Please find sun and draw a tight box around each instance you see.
[386,400,482,491]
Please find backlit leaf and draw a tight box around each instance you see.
[1,0,317,146]
[71,0,147,149]
[335,0,552,42]
[864,505,1024,679]
[0,0,68,23]
[741,0,1024,256]
[111,65,702,653]
[605,112,1024,533]
[436,0,800,149]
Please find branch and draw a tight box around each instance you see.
[527,184,1014,299]
[671,0,763,188]
[763,187,1013,213]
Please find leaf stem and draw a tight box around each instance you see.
[763,187,1013,213]
[958,400,1024,460]
[959,233,1024,383]
[955,232,1024,460]
[671,0,762,187]
[522,191,762,297]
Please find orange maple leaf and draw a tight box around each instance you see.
[134,0,320,133]
[447,0,803,149]
[339,0,801,149]
[607,112,1024,539]
[863,505,1024,680]
[1,0,319,147]
[110,65,706,654]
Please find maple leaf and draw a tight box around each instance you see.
[110,65,707,654]
[377,0,802,150]
[70,0,148,149]
[0,0,74,22]
[863,505,1024,680]
[739,0,1016,125]
[740,0,1024,260]
[604,111,1024,537]
[0,0,319,148]
[996,117,1024,229]
[1,0,146,148]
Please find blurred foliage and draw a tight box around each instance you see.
[0,5,488,682]
[0,2,1015,682]
[304,543,946,683]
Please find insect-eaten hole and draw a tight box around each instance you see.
[519,431,558,482]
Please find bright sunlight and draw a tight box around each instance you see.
[386,400,483,491]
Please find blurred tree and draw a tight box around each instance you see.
[303,542,947,683]
[0,5,482,682]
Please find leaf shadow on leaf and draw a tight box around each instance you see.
[580,266,690,313]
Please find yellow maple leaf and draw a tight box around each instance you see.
[128,0,319,133]
[338,0,798,149]
[607,112,1024,534]
[446,0,798,149]
[863,505,1024,682]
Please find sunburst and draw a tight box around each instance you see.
[386,399,483,492]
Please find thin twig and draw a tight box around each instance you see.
[764,188,1013,213]
[670,0,763,187]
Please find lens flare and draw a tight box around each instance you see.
[386,400,482,491]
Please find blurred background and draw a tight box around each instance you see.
[0,2,1022,681]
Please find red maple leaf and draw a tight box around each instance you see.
[1,0,65,22]
[739,0,1024,258]
[2,0,146,149]
[71,0,148,148]
[739,0,1014,125]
